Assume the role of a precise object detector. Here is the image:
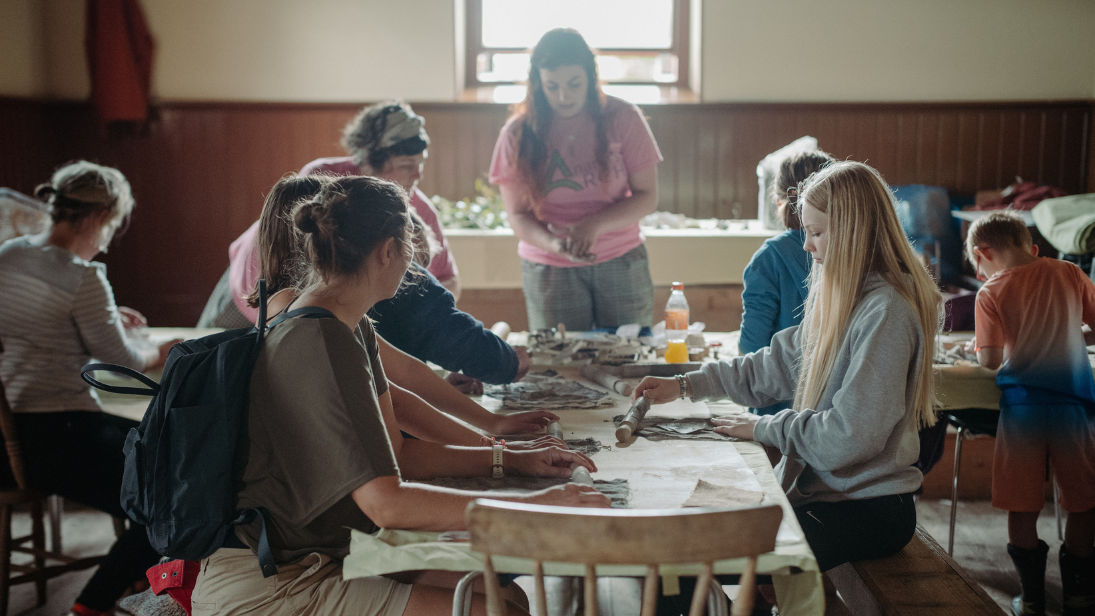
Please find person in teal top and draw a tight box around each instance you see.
[739,150,834,415]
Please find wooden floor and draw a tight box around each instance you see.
[6,498,1065,615]
[916,498,1068,616]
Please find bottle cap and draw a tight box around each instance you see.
[671,282,684,290]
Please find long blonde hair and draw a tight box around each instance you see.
[793,161,941,427]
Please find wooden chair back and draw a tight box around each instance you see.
[466,499,783,616]
[0,340,28,491]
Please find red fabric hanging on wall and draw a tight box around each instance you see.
[86,0,155,123]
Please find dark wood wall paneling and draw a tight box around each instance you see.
[0,97,1090,326]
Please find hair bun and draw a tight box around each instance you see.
[294,200,324,234]
[34,184,58,201]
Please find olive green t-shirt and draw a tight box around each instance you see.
[235,315,397,563]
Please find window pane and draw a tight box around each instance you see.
[481,0,674,49]
[478,52,678,83]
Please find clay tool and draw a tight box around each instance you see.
[579,365,634,397]
[546,421,564,441]
[614,396,652,443]
[489,321,511,341]
[570,464,594,486]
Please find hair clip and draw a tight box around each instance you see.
[785,187,799,205]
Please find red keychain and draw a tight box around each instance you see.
[146,560,202,615]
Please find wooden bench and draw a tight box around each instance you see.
[826,525,1005,616]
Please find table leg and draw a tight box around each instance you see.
[948,426,966,555]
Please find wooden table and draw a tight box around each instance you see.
[709,330,1095,412]
[344,365,824,616]
[95,327,222,421]
[100,329,827,612]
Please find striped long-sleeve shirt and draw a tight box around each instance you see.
[0,234,147,413]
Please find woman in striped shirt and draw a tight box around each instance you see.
[0,161,175,616]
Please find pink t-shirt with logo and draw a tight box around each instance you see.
[489,96,662,267]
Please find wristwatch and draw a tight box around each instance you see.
[492,442,504,478]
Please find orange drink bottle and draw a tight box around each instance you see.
[664,282,690,364]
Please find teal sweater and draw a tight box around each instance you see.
[739,228,811,414]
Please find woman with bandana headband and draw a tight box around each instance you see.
[300,101,460,299]
[197,102,532,404]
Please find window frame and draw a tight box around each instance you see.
[464,0,691,89]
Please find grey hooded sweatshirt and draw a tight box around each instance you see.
[687,273,925,506]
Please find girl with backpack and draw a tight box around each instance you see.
[250,174,555,446]
[191,176,607,616]
[635,161,943,573]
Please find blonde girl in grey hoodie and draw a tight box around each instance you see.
[636,161,942,572]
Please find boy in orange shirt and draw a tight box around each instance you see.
[968,210,1095,616]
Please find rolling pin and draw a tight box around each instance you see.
[489,321,511,341]
[579,365,634,397]
[614,396,652,443]
[570,464,594,487]
[546,421,564,441]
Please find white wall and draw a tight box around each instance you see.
[0,0,47,97]
[2,0,1093,102]
[143,0,458,101]
[701,0,1095,102]
[5,0,460,102]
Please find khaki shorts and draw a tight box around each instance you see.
[192,548,412,616]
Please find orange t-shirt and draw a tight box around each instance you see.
[974,258,1095,404]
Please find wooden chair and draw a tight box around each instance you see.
[464,499,784,616]
[0,340,107,616]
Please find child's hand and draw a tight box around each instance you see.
[632,377,679,404]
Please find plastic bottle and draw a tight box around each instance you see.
[664,282,690,363]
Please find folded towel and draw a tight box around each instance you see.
[1032,194,1095,255]
[118,589,186,616]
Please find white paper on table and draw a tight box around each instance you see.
[626,439,763,509]
[647,398,711,419]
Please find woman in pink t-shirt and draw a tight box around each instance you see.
[489,28,662,331]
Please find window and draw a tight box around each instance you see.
[465,0,691,92]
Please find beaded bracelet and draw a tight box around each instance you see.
[675,374,688,399]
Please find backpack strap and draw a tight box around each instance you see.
[255,279,267,349]
[81,363,160,396]
[232,507,279,577]
[266,306,336,329]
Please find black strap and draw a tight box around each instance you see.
[266,306,336,329]
[254,279,267,350]
[81,363,160,396]
[232,507,278,577]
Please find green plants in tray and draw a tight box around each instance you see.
[431,178,510,230]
